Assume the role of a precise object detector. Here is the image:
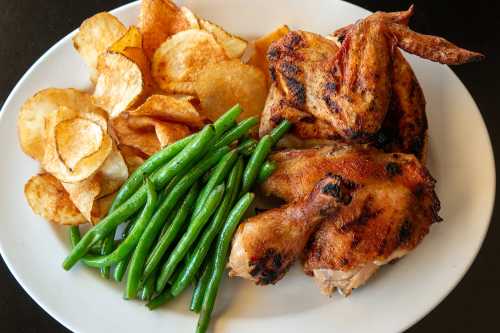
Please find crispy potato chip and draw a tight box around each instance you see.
[73,12,127,81]
[93,51,151,118]
[25,173,86,225]
[128,116,191,147]
[180,7,200,29]
[248,25,290,84]
[199,19,247,59]
[152,29,226,90]
[42,106,113,183]
[111,114,160,156]
[164,82,197,95]
[109,26,143,53]
[91,192,117,223]
[18,88,107,161]
[55,118,104,170]
[98,146,129,197]
[119,144,146,173]
[195,60,267,121]
[129,94,203,128]
[139,0,193,58]
[62,175,101,222]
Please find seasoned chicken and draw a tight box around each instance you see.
[260,145,441,295]
[261,6,483,146]
[228,174,356,285]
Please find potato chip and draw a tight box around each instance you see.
[119,144,146,173]
[109,26,143,53]
[55,118,104,170]
[180,7,199,29]
[152,29,226,90]
[98,146,129,197]
[127,116,191,147]
[248,25,290,84]
[129,94,203,128]
[164,82,197,95]
[139,0,194,58]
[62,175,101,222]
[199,19,247,59]
[42,106,113,183]
[93,51,151,118]
[111,114,160,156]
[73,12,127,82]
[195,60,267,121]
[18,88,107,161]
[91,192,117,223]
[25,173,86,225]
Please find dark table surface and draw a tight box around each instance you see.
[1,0,498,332]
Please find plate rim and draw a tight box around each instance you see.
[0,1,495,332]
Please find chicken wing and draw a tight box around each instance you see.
[260,145,441,295]
[228,174,356,285]
[261,7,483,143]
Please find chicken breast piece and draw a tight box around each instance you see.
[260,145,441,295]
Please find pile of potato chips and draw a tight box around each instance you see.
[18,0,291,227]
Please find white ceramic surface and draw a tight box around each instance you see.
[0,1,495,332]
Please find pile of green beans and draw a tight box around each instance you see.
[64,105,291,333]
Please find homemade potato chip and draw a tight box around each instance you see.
[195,60,267,121]
[91,192,117,223]
[62,175,101,222]
[93,51,151,118]
[199,19,247,59]
[98,146,129,197]
[25,173,86,225]
[18,88,108,161]
[42,106,113,183]
[248,25,290,84]
[118,145,146,173]
[139,0,194,58]
[73,12,127,82]
[111,114,160,156]
[129,94,203,128]
[152,29,226,90]
[180,7,199,29]
[109,26,143,53]
[127,116,191,147]
[164,82,196,95]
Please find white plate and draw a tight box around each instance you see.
[0,1,495,332]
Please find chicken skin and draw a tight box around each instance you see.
[261,6,483,146]
[228,174,356,285]
[249,145,441,294]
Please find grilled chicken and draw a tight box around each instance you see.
[228,174,356,285]
[261,6,483,147]
[259,145,441,295]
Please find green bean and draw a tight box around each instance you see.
[112,217,139,282]
[190,258,213,313]
[143,183,199,280]
[240,135,273,194]
[236,138,257,156]
[212,104,242,137]
[147,289,174,310]
[69,226,81,247]
[192,150,238,217]
[99,236,114,279]
[196,193,255,333]
[269,119,292,145]
[213,117,258,149]
[171,158,244,296]
[156,184,225,293]
[125,149,228,299]
[62,125,216,270]
[257,160,277,183]
[78,179,158,268]
[139,270,157,301]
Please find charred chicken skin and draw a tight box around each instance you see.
[228,174,357,285]
[260,6,483,152]
[258,145,441,295]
